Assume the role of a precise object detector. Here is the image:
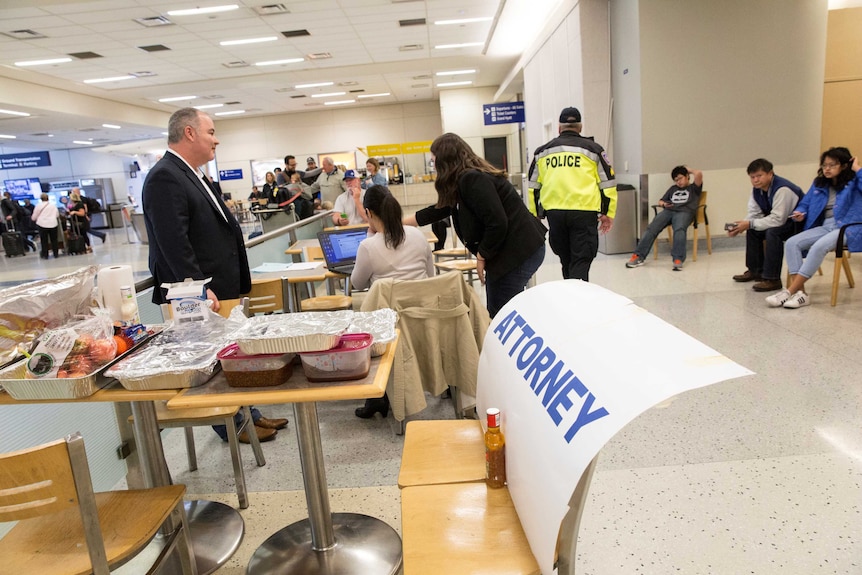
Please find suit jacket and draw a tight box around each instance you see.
[143,152,251,304]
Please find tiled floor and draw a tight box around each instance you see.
[7,227,862,574]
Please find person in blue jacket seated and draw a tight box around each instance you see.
[765,147,862,308]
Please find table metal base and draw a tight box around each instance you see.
[247,512,402,575]
[153,500,245,575]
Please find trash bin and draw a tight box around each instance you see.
[598,184,636,255]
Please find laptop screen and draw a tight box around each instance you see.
[317,228,368,267]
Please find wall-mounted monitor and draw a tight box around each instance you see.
[3,178,41,201]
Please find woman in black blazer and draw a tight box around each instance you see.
[409,133,547,317]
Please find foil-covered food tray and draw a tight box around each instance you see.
[346,309,398,357]
[233,311,353,355]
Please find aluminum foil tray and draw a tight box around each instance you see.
[0,360,107,400]
[115,365,218,391]
[234,311,352,355]
[346,309,397,357]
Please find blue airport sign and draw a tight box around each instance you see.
[0,151,51,170]
[483,101,525,125]
[218,168,243,181]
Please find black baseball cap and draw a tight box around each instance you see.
[306,156,316,164]
[559,107,581,123]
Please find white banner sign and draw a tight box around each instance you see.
[476,280,753,574]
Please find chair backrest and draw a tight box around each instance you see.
[305,245,325,262]
[695,190,708,225]
[217,297,248,318]
[0,432,109,573]
[246,277,285,314]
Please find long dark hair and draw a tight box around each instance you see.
[814,147,854,189]
[430,133,506,208]
[363,185,405,249]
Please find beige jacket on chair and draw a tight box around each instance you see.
[361,271,491,421]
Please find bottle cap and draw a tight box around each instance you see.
[486,407,500,428]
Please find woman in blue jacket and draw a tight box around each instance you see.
[766,147,861,308]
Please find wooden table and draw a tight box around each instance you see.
[169,335,403,575]
[0,381,243,575]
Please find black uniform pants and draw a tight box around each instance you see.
[546,209,599,281]
[745,219,799,280]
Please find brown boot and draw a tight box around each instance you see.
[239,425,277,443]
[255,416,288,429]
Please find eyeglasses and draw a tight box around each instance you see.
[821,163,841,169]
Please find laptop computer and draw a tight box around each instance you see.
[317,228,368,274]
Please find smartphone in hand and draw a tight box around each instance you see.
[725,222,738,231]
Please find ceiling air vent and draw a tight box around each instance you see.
[399,18,426,27]
[225,101,241,105]
[349,89,365,93]
[254,4,290,15]
[281,29,311,38]
[307,52,331,60]
[222,61,250,68]
[412,74,431,80]
[202,94,225,99]
[139,44,170,52]
[338,81,358,86]
[290,94,307,99]
[411,83,429,88]
[131,71,157,77]
[2,29,46,40]
[134,16,172,27]
[399,44,423,52]
[68,51,103,60]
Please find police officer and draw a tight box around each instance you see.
[527,106,617,281]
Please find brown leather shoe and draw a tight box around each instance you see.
[255,416,288,430]
[239,425,277,444]
[732,270,760,282]
[752,279,783,292]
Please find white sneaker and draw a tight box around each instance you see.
[783,291,810,309]
[765,288,791,307]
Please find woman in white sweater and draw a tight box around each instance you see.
[350,185,434,291]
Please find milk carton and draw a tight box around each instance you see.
[162,277,212,323]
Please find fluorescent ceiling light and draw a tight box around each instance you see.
[295,82,334,89]
[14,57,72,67]
[311,91,346,98]
[434,17,492,25]
[434,42,484,50]
[167,4,238,16]
[102,124,121,129]
[0,109,30,117]
[437,81,473,87]
[159,96,197,102]
[487,0,566,57]
[255,58,304,66]
[73,140,94,145]
[0,135,16,139]
[436,69,475,76]
[215,110,246,116]
[83,75,135,84]
[220,36,277,46]
[194,103,224,110]
[324,100,355,106]
[357,93,391,99]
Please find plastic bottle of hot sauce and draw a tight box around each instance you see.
[485,407,506,488]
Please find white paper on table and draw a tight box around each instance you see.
[476,280,754,575]
[251,261,324,273]
[287,261,325,271]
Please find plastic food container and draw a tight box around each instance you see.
[299,333,373,382]
[217,344,294,388]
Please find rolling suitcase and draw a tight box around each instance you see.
[66,219,87,255]
[2,221,26,258]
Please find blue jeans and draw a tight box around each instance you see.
[635,209,694,261]
[212,406,262,441]
[486,244,546,318]
[785,217,839,279]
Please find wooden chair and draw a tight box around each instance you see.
[652,190,711,261]
[246,277,286,314]
[300,245,353,311]
[0,432,198,575]
[398,420,486,488]
[434,259,478,283]
[831,222,862,306]
[432,246,471,263]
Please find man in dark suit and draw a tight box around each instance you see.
[142,107,285,441]
[143,107,250,310]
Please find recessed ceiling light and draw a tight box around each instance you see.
[311,92,346,98]
[83,75,136,84]
[436,69,476,76]
[437,81,473,87]
[158,96,197,102]
[323,100,355,106]
[357,93,391,99]
[14,57,72,67]
[102,124,121,129]
[0,135,16,139]
[0,109,30,117]
[434,42,484,50]
[215,110,246,116]
[194,104,224,110]
[295,82,334,89]
[48,134,54,137]
[434,17,493,25]
[220,36,277,46]
[255,58,304,66]
[73,140,94,145]
[167,4,239,16]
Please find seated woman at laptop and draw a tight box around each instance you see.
[350,185,434,292]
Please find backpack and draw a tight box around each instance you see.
[82,196,101,213]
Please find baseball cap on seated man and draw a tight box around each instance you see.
[559,107,582,123]
[306,156,316,164]
[343,169,357,179]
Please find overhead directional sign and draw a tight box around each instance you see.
[218,168,243,181]
[483,101,525,125]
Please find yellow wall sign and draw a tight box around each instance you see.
[402,140,432,154]
[367,143,402,156]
